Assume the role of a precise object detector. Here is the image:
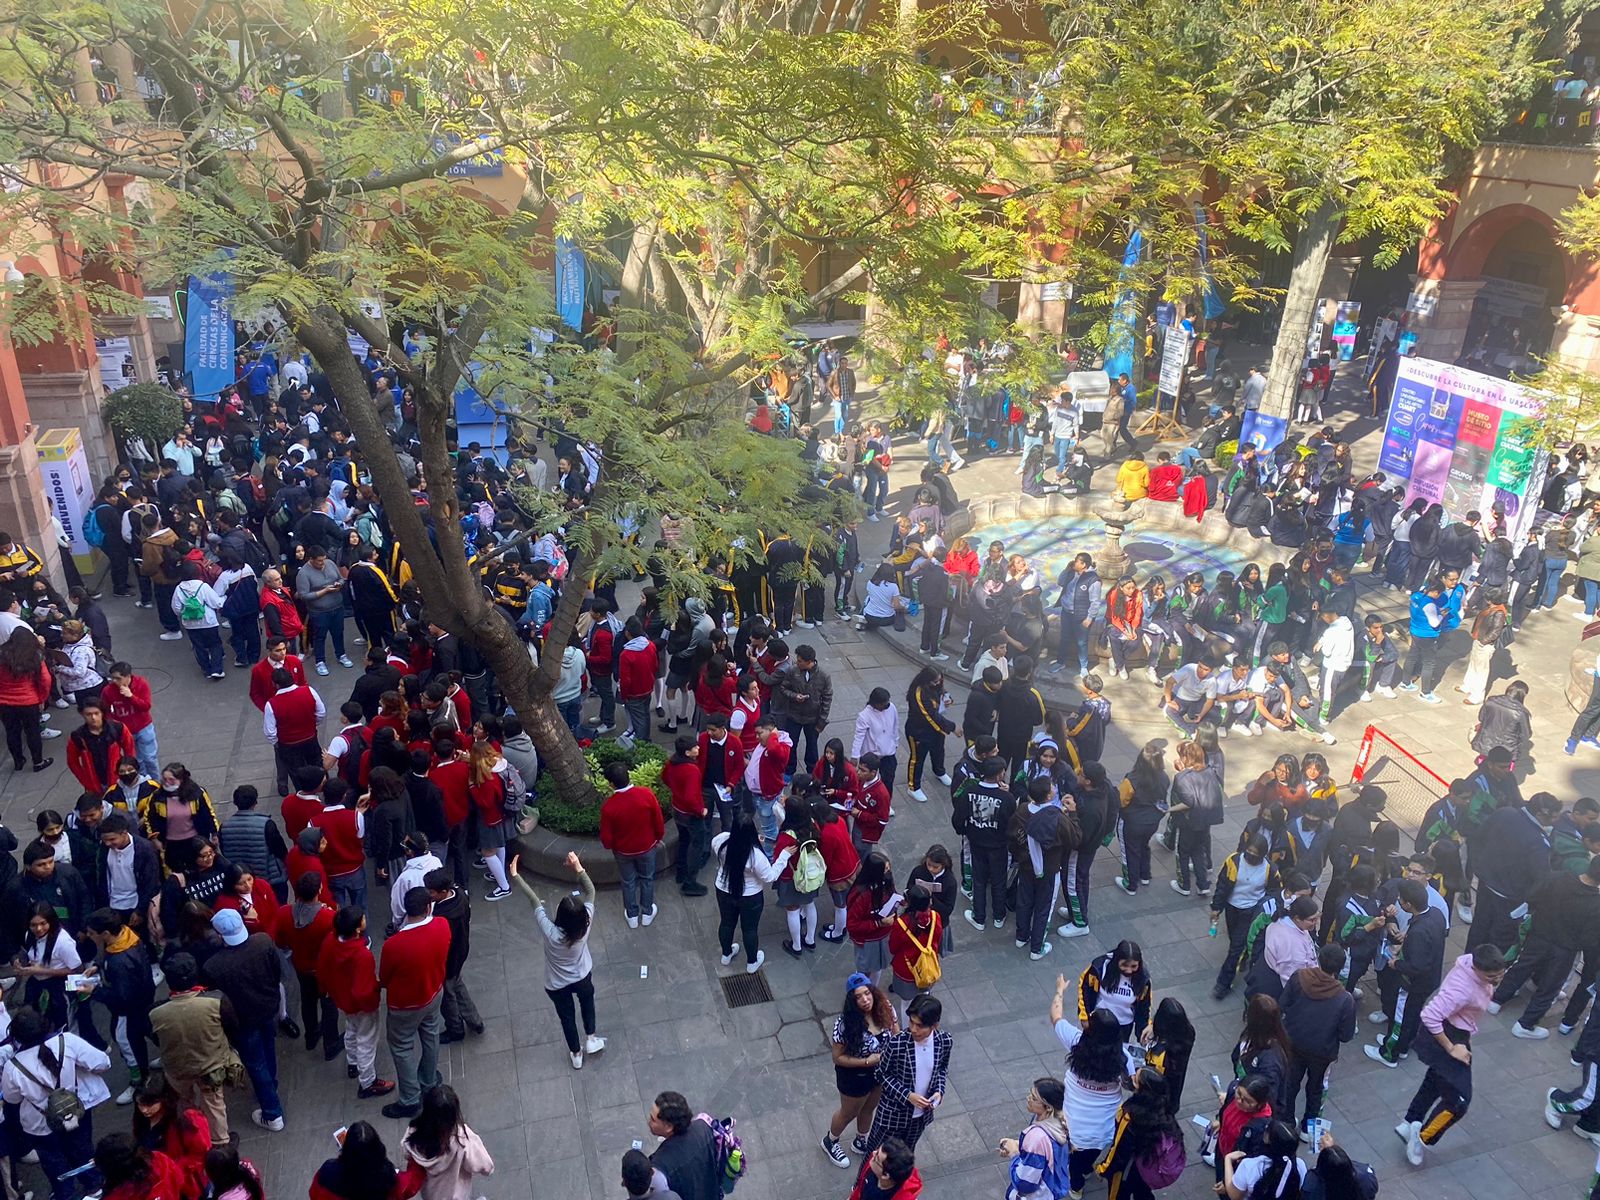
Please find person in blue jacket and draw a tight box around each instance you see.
[1399,570,1464,704]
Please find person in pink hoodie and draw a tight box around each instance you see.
[1394,946,1509,1167]
[403,1084,494,1200]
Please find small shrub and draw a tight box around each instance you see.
[533,738,670,836]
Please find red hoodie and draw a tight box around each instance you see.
[848,1166,921,1200]
[1148,463,1183,502]
[66,720,136,794]
[618,636,657,701]
[272,901,335,974]
[317,931,381,1014]
[100,675,153,734]
[599,785,665,856]
[103,1148,187,1200]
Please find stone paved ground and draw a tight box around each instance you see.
[2,357,1598,1200]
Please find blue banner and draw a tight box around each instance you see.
[1194,205,1227,320]
[553,237,586,332]
[1238,411,1287,454]
[184,260,235,401]
[1103,229,1143,384]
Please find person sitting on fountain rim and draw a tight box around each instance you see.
[1057,447,1092,496]
[1115,452,1150,501]
[1178,406,1241,472]
[1147,452,1184,502]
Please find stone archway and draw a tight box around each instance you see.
[1446,205,1571,373]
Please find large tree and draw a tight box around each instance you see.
[0,0,1041,801]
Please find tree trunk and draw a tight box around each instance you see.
[1261,199,1341,420]
[293,309,600,808]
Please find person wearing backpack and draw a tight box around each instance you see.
[170,563,227,680]
[89,484,132,599]
[1222,1120,1304,1200]
[887,885,942,1022]
[213,547,261,669]
[999,1076,1069,1200]
[772,800,825,957]
[1,1006,112,1200]
[1095,1066,1184,1200]
[648,1091,722,1200]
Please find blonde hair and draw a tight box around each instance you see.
[1176,740,1205,770]
[468,740,500,786]
[61,620,86,643]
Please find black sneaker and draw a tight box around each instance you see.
[851,1135,869,1154]
[31,758,51,773]
[381,1101,421,1120]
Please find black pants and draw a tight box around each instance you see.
[1403,1032,1471,1145]
[1214,903,1260,992]
[920,605,946,654]
[296,969,340,1048]
[1014,870,1053,953]
[1466,887,1518,956]
[716,887,764,964]
[592,673,616,727]
[0,702,43,768]
[545,972,596,1055]
[969,843,1009,923]
[674,815,710,886]
[1286,1053,1332,1125]
[1573,674,1600,743]
[1492,932,1576,1029]
[1120,810,1161,890]
[104,541,132,595]
[354,605,395,647]
[906,730,945,791]
[1174,824,1212,891]
[274,737,322,794]
[1552,1060,1600,1132]
[1376,966,1427,1058]
[782,720,820,774]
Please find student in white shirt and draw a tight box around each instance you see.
[1223,1120,1306,1200]
[2,1008,111,1194]
[1049,974,1127,1197]
[711,812,788,976]
[17,903,82,1028]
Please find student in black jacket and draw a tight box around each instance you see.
[1489,855,1600,1037]
[424,868,483,1043]
[1365,879,1446,1067]
[903,669,955,804]
[952,756,1015,930]
[961,668,1003,744]
[1467,791,1561,956]
[1280,943,1357,1129]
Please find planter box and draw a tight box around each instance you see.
[514,819,680,886]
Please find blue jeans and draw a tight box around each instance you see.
[1585,579,1599,616]
[926,435,944,468]
[753,794,780,847]
[614,849,657,918]
[307,609,346,664]
[30,1114,100,1200]
[1176,447,1204,471]
[559,698,582,735]
[1542,558,1569,608]
[1333,542,1361,570]
[186,625,225,675]
[133,724,159,777]
[331,867,367,912]
[236,1017,284,1121]
[1054,436,1072,473]
[863,470,888,513]
[836,401,849,436]
[227,614,261,664]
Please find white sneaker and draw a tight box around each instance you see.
[1404,1121,1424,1166]
[585,1035,607,1055]
[626,913,640,929]
[936,774,953,787]
[1456,902,1474,925]
[964,909,984,931]
[1547,1088,1564,1129]
[1486,1001,1501,1015]
[1217,725,1228,739]
[746,950,766,974]
[1321,730,1337,746]
[159,631,183,641]
[1170,880,1191,897]
[115,1086,134,1105]
[641,904,658,926]
[721,943,740,965]
[1145,667,1160,683]
[1576,1127,1600,1147]
[252,1109,285,1132]
[1359,691,1372,703]
[52,698,68,709]
[1367,1010,1389,1025]
[1514,1022,1550,1040]
[1377,686,1398,698]
[1059,923,1092,938]
[909,788,929,803]
[570,1051,584,1070]
[1030,943,1053,961]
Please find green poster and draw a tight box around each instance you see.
[1487,416,1538,491]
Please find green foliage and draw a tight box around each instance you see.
[532,738,670,836]
[102,383,184,445]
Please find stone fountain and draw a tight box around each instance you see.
[1093,489,1139,581]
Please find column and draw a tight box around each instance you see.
[1404,277,1487,363]
[0,342,66,594]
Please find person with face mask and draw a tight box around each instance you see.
[1076,941,1151,1043]
[103,756,159,817]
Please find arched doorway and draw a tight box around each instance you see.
[1449,206,1569,375]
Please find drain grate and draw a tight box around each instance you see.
[719,972,775,1008]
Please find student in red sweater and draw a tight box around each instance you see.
[742,717,792,847]
[662,735,709,897]
[598,760,665,928]
[247,637,307,711]
[694,656,737,725]
[271,873,340,1057]
[379,886,452,1119]
[428,733,472,886]
[887,884,943,1021]
[280,765,326,841]
[1147,451,1184,502]
[316,776,368,912]
[850,752,891,859]
[316,905,394,1098]
[102,663,158,776]
[616,617,658,748]
[287,826,335,904]
[812,796,860,943]
[262,668,325,796]
[846,851,897,987]
[211,863,280,934]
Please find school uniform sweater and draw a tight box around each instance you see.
[379,916,452,1009]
